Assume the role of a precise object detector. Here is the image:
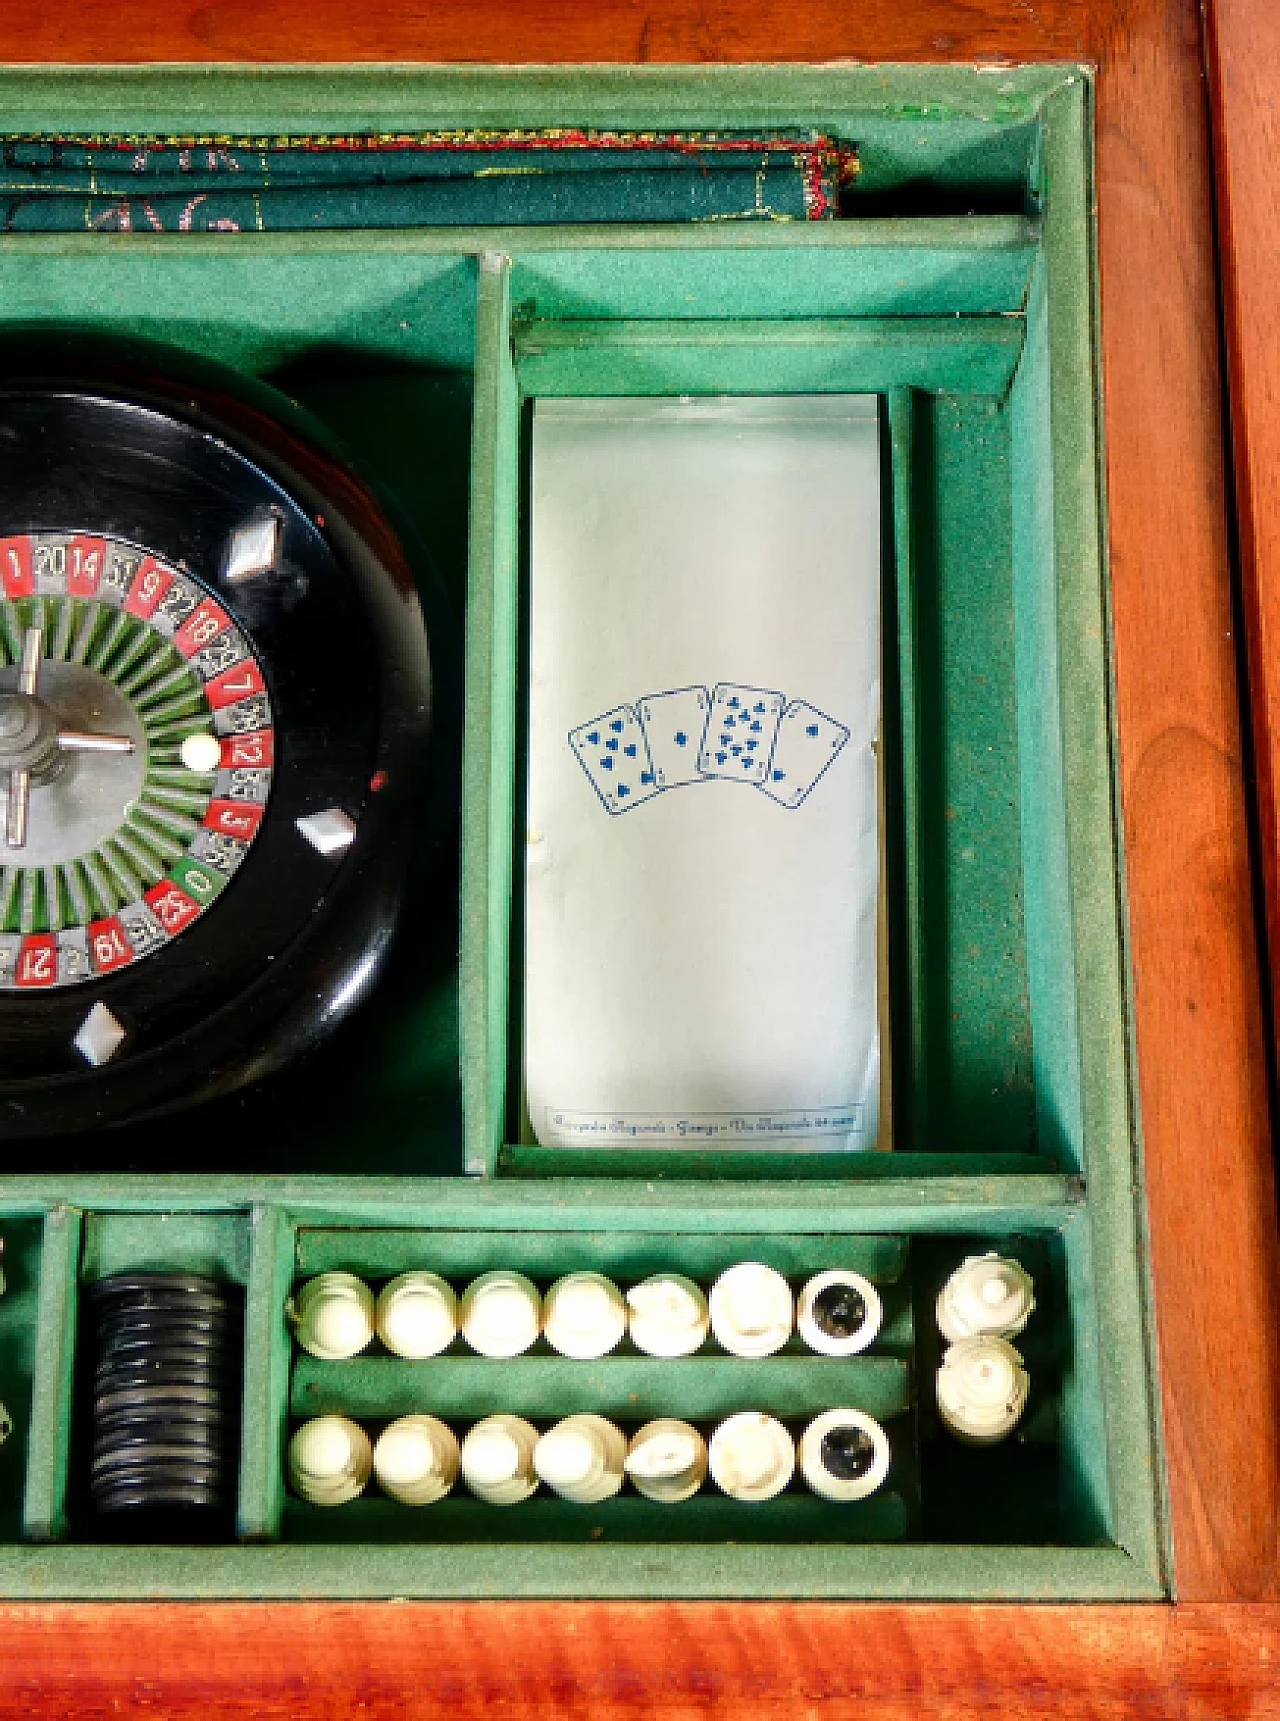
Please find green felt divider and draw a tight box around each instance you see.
[495,1147,1057,1181]
[887,390,928,1150]
[462,252,520,1180]
[0,213,1037,318]
[1025,77,1164,1588]
[292,1353,910,1423]
[506,221,1038,321]
[0,1172,1082,1227]
[512,316,1024,398]
[19,1209,76,1544]
[283,1490,910,1547]
[0,1539,1161,1601]
[294,1226,908,1281]
[0,245,478,375]
[79,1210,251,1284]
[237,1205,296,1544]
[0,1220,43,1544]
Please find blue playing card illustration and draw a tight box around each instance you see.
[697,682,785,786]
[568,704,661,815]
[570,685,849,813]
[759,699,851,808]
[637,685,712,788]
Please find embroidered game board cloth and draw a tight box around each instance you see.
[0,131,856,230]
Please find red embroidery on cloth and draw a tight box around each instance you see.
[18,128,858,219]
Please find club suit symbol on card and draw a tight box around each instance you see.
[568,705,660,815]
[759,699,850,808]
[698,682,784,786]
[637,686,712,788]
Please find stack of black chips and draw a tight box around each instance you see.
[85,1271,241,1536]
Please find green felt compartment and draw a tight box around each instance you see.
[504,220,1039,322]
[0,1537,1159,1600]
[293,1355,911,1422]
[512,317,1025,398]
[295,1227,909,1282]
[79,1211,250,1284]
[282,1489,911,1547]
[0,244,477,375]
[467,274,1047,1178]
[0,1174,1146,1591]
[0,61,1166,1599]
[61,1211,255,1546]
[0,1218,51,1544]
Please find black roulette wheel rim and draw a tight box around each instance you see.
[0,339,434,1139]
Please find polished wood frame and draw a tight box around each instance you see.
[1,0,1278,1710]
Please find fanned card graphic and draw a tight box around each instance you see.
[568,705,660,815]
[697,683,785,785]
[759,699,850,808]
[636,685,712,788]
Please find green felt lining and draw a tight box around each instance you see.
[0,1174,1157,1593]
[22,1208,79,1544]
[0,60,1165,1599]
[292,1354,911,1422]
[512,316,1025,397]
[282,1489,912,1548]
[0,1538,1161,1601]
[294,1226,909,1280]
[0,1216,52,1546]
[238,1205,296,1543]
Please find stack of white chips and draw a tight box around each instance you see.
[797,1269,883,1357]
[799,1408,892,1502]
[936,1253,1034,1343]
[708,1264,793,1358]
[372,1414,460,1505]
[459,1413,541,1504]
[542,1273,627,1360]
[626,1275,709,1358]
[534,1413,627,1503]
[707,1411,795,1501]
[376,1272,458,1360]
[935,1336,1030,1445]
[289,1414,374,1505]
[624,1418,707,1503]
[290,1407,892,1506]
[290,1264,889,1363]
[935,1254,1035,1444]
[460,1272,542,1359]
[290,1273,376,1361]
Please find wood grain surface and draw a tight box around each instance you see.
[0,1600,1274,1719]
[1,2,1093,65]
[1,0,1278,1710]
[1203,0,1280,1595]
[1098,0,1280,1604]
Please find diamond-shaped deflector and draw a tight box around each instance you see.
[73,1001,127,1066]
[295,808,357,856]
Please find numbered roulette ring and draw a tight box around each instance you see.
[0,342,433,1139]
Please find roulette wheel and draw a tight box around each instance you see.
[0,339,434,1140]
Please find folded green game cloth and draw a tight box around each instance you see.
[0,130,856,230]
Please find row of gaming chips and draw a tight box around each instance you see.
[290,1263,885,1362]
[290,1407,893,1508]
